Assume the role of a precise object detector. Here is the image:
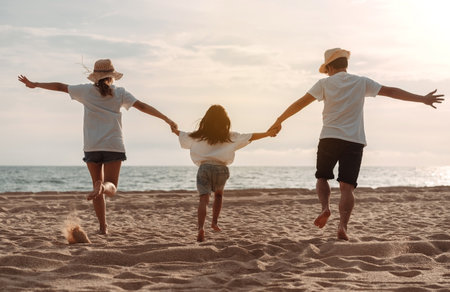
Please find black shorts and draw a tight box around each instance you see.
[83,151,127,164]
[315,138,364,188]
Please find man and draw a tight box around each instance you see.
[269,48,444,240]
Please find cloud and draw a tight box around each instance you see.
[208,47,271,67]
[2,1,450,167]
[46,35,151,59]
[0,25,161,59]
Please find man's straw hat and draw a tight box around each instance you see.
[87,59,123,83]
[319,48,351,74]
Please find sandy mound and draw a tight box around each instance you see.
[62,214,91,244]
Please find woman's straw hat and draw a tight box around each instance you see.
[319,48,351,74]
[87,59,123,83]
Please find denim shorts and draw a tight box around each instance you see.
[315,138,364,188]
[83,151,127,164]
[196,163,230,196]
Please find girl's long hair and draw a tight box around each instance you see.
[189,105,232,145]
[95,77,113,97]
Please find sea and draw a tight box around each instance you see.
[1,166,449,193]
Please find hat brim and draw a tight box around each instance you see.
[318,49,350,74]
[319,63,328,74]
[87,71,123,82]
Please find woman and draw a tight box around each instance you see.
[18,59,177,234]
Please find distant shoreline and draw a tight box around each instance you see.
[1,166,449,193]
[2,185,449,196]
[1,165,449,167]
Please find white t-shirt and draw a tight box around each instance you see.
[308,72,382,146]
[68,84,137,152]
[179,131,253,166]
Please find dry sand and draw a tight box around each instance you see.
[0,187,449,291]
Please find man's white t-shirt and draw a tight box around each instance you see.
[68,84,137,152]
[308,72,382,146]
[179,131,252,166]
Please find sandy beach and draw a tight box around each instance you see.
[0,187,449,291]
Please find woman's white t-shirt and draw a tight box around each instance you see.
[179,131,252,166]
[308,72,382,146]
[68,84,137,152]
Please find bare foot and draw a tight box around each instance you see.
[211,223,221,232]
[197,229,205,242]
[87,180,104,201]
[314,209,331,228]
[337,224,349,241]
[103,182,117,198]
[98,224,108,235]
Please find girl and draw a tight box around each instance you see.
[18,59,177,234]
[172,105,276,242]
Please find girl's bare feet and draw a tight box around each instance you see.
[211,223,221,232]
[197,229,205,242]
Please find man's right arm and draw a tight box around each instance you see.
[378,86,444,109]
[269,93,316,132]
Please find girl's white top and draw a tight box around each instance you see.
[68,84,137,152]
[179,131,252,166]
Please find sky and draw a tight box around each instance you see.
[1,0,449,166]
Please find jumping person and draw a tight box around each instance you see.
[18,59,177,234]
[269,48,444,240]
[171,105,277,242]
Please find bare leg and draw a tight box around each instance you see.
[86,161,122,234]
[337,182,355,241]
[211,191,223,231]
[97,160,121,234]
[86,163,107,233]
[93,196,107,234]
[314,178,331,228]
[103,160,121,197]
[197,194,209,242]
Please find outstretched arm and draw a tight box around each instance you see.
[378,86,444,109]
[132,100,178,131]
[269,93,315,133]
[18,75,68,93]
[250,127,278,141]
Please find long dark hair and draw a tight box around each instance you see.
[95,77,113,97]
[189,105,232,145]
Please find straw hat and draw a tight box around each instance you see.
[87,59,123,83]
[319,48,351,74]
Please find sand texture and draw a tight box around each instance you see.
[0,187,449,291]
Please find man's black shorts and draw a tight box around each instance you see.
[315,138,364,188]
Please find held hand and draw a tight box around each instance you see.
[18,75,37,88]
[168,120,179,135]
[424,89,444,109]
[170,125,179,135]
[268,120,282,135]
[267,127,279,137]
[167,119,177,130]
